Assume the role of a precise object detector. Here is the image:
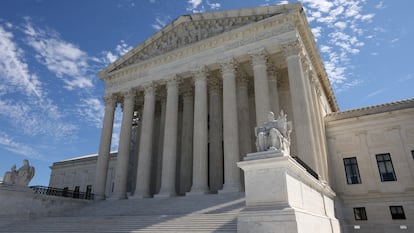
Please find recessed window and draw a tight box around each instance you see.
[353,207,368,220]
[343,157,362,184]
[390,206,406,220]
[376,153,397,182]
[411,150,414,160]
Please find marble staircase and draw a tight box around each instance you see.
[0,192,244,233]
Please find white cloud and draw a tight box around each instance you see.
[0,99,77,139]
[375,1,385,9]
[302,0,333,13]
[0,132,41,159]
[151,16,169,31]
[77,98,105,128]
[23,22,95,90]
[0,22,78,147]
[186,0,204,13]
[206,1,220,10]
[0,25,43,98]
[297,0,377,90]
[103,40,132,64]
[364,89,385,99]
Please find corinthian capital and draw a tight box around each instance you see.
[282,39,302,58]
[192,67,208,83]
[249,48,268,67]
[220,58,238,75]
[142,82,155,96]
[123,89,136,100]
[103,94,118,107]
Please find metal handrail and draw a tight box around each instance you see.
[29,185,94,200]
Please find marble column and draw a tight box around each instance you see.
[208,78,223,193]
[309,73,330,182]
[151,96,166,195]
[157,78,179,197]
[128,108,142,194]
[302,61,324,179]
[113,90,136,199]
[250,49,271,126]
[179,86,194,194]
[94,95,117,200]
[284,41,319,176]
[220,59,241,193]
[268,67,280,115]
[188,69,209,194]
[133,84,156,198]
[237,74,251,190]
[237,74,252,159]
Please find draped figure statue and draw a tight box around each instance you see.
[255,110,292,156]
[3,160,35,186]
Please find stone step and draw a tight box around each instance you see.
[1,193,244,233]
[63,192,245,217]
[1,214,237,233]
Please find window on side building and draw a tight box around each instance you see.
[376,153,397,182]
[411,150,414,160]
[343,157,362,184]
[353,207,368,220]
[390,206,406,220]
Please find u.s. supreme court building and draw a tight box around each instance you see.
[48,3,414,233]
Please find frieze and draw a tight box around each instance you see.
[113,14,279,72]
[104,16,297,85]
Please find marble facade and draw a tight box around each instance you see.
[48,3,414,233]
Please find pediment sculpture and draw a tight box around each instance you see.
[3,159,35,186]
[255,110,292,156]
[113,13,279,71]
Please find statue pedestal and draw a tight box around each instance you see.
[237,152,340,233]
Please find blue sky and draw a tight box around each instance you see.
[0,0,413,186]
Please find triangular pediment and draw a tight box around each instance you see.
[101,3,302,74]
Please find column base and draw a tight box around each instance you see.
[219,184,242,194]
[186,188,209,196]
[129,194,152,199]
[107,194,127,200]
[154,192,176,198]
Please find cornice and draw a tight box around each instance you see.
[98,3,302,78]
[100,3,339,114]
[325,98,414,122]
[100,6,301,84]
[293,10,339,112]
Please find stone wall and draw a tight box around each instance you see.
[0,184,89,217]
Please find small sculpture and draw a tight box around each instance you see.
[255,111,292,155]
[3,160,35,186]
[3,165,17,185]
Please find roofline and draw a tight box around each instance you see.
[98,3,303,78]
[325,98,414,122]
[51,151,118,167]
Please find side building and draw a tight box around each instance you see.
[325,99,414,232]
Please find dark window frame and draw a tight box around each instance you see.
[353,207,368,221]
[376,153,397,182]
[343,157,362,184]
[390,206,406,220]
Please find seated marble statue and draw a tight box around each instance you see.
[255,111,292,155]
[3,160,35,186]
[3,165,17,185]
